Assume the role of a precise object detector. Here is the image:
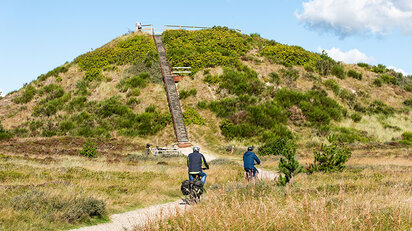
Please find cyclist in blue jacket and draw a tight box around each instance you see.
[243,147,261,181]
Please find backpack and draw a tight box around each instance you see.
[181,180,190,195]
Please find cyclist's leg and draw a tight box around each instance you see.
[200,171,207,185]
[189,174,194,182]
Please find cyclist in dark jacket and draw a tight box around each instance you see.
[187,146,209,185]
[243,147,261,178]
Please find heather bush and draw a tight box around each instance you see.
[324,79,340,95]
[219,67,264,96]
[403,98,412,107]
[279,67,299,81]
[179,88,197,99]
[183,108,205,125]
[269,72,280,85]
[260,43,320,66]
[350,112,362,122]
[0,122,13,140]
[347,70,362,80]
[13,85,37,104]
[203,74,221,85]
[332,64,345,79]
[367,100,395,116]
[163,27,248,73]
[258,137,294,156]
[373,78,383,87]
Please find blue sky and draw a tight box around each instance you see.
[1,0,411,95]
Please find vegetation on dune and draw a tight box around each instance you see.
[13,85,37,104]
[162,27,250,73]
[74,34,157,81]
[277,142,303,186]
[260,43,321,67]
[183,108,205,126]
[0,122,13,140]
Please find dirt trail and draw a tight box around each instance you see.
[70,147,277,231]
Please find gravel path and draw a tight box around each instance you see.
[70,147,277,231]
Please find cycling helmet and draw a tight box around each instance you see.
[247,146,254,151]
[193,146,200,152]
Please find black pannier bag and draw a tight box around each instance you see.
[193,180,204,195]
[181,180,190,195]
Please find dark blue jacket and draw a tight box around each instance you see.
[187,151,209,174]
[243,151,261,170]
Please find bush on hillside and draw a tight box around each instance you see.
[373,78,383,87]
[203,74,221,85]
[37,64,69,82]
[372,64,387,73]
[0,122,13,140]
[75,34,156,81]
[399,132,412,146]
[347,70,362,80]
[316,51,335,76]
[269,72,281,85]
[357,62,370,69]
[350,112,362,122]
[13,85,37,104]
[219,67,264,96]
[308,136,352,173]
[279,67,299,81]
[380,74,397,85]
[163,27,249,73]
[117,72,150,92]
[183,108,205,125]
[324,79,340,95]
[332,127,370,144]
[367,100,395,116]
[260,43,321,67]
[332,64,345,79]
[79,139,98,158]
[179,88,197,99]
[258,137,294,156]
[403,98,412,107]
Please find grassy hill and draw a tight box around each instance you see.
[0,26,411,230]
[1,27,411,149]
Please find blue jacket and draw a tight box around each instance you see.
[243,151,261,170]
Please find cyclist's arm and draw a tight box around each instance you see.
[254,154,261,165]
[201,155,209,169]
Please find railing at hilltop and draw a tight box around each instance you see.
[136,24,242,35]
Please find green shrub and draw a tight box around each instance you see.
[163,27,248,73]
[118,72,150,92]
[368,100,395,116]
[403,98,412,107]
[279,67,299,81]
[219,67,264,96]
[183,108,205,125]
[37,64,69,82]
[372,64,387,73]
[269,72,280,85]
[79,139,98,158]
[66,96,87,112]
[75,79,90,96]
[316,51,335,76]
[339,89,356,105]
[380,74,397,85]
[258,137,294,156]
[0,122,13,140]
[203,74,221,85]
[13,85,37,104]
[260,43,321,66]
[179,88,197,99]
[332,127,370,143]
[33,91,71,117]
[304,63,315,72]
[347,70,362,80]
[373,78,383,87]
[350,113,362,122]
[75,34,156,81]
[197,100,208,109]
[278,143,303,186]
[332,64,345,79]
[399,132,412,146]
[309,137,352,173]
[357,63,370,69]
[324,79,341,95]
[126,88,141,97]
[126,97,141,107]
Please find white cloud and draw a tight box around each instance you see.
[296,0,412,38]
[388,65,409,75]
[318,47,375,64]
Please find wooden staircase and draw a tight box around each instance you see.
[153,35,190,147]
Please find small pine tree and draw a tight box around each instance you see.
[278,144,303,186]
[79,139,98,158]
[309,136,352,173]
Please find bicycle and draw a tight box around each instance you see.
[181,168,207,205]
[244,168,258,184]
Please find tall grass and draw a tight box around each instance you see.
[145,161,412,230]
